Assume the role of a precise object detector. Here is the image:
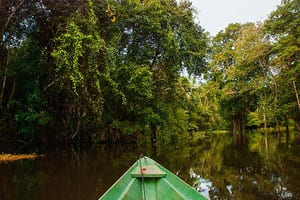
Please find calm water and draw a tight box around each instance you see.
[1,132,300,200]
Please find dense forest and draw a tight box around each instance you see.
[0,0,299,144]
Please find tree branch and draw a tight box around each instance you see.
[3,0,25,33]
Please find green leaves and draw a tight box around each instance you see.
[9,38,50,141]
[50,0,108,138]
[5,0,300,142]
[206,0,300,132]
[52,18,105,94]
[99,0,209,136]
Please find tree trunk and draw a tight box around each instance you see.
[7,79,16,109]
[274,81,280,135]
[0,0,24,107]
[295,120,300,132]
[0,50,9,108]
[276,119,281,145]
[232,119,236,134]
[71,120,81,141]
[265,134,269,160]
[150,124,157,145]
[284,116,289,145]
[241,112,246,134]
[1,0,25,38]
[295,120,300,141]
[276,119,280,133]
[259,59,268,133]
[263,87,268,133]
[0,66,7,107]
[292,80,300,113]
[264,112,267,132]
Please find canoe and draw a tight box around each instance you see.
[99,156,206,200]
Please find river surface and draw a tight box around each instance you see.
[1,132,300,200]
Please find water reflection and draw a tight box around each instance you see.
[185,132,300,199]
[0,132,300,200]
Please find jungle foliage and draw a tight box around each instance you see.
[0,0,299,143]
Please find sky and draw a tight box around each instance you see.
[190,0,282,35]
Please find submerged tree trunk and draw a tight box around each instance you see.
[232,113,245,135]
[276,119,280,133]
[274,80,280,135]
[276,119,281,145]
[264,124,268,157]
[233,119,240,134]
[232,119,236,134]
[285,116,289,145]
[240,111,246,134]
[265,133,269,160]
[263,112,267,132]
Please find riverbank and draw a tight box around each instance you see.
[0,153,43,163]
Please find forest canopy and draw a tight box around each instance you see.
[0,0,299,143]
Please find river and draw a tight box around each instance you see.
[1,131,300,199]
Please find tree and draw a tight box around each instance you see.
[98,0,208,142]
[51,0,107,141]
[265,0,300,131]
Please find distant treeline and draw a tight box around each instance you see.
[0,0,299,143]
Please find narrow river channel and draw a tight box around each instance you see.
[1,132,300,200]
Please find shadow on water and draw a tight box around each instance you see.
[0,131,300,200]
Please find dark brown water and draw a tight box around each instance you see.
[1,132,300,200]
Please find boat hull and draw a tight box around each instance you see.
[99,156,206,200]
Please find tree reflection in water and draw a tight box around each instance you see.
[0,131,300,200]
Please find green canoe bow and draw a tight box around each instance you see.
[99,156,206,200]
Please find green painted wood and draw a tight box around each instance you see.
[131,163,166,178]
[99,156,207,200]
